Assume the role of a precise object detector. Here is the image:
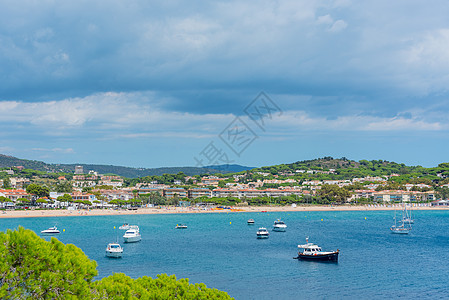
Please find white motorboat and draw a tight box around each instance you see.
[40,226,60,235]
[256,227,270,239]
[105,243,123,258]
[247,219,255,225]
[273,219,287,232]
[119,223,130,230]
[123,227,141,243]
[175,224,188,229]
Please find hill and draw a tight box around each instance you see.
[0,154,253,178]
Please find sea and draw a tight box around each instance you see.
[1,210,449,299]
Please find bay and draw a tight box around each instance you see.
[1,210,449,299]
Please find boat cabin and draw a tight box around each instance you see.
[301,245,322,254]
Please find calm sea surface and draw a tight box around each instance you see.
[1,210,449,299]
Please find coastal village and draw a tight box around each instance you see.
[1,162,447,210]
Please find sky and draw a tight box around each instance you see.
[1,0,449,168]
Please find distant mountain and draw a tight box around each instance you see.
[0,154,253,178]
[204,164,254,173]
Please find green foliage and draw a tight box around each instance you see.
[92,273,232,299]
[2,177,11,189]
[0,227,233,300]
[26,183,50,198]
[95,185,114,190]
[55,181,73,193]
[0,154,239,178]
[317,184,351,203]
[0,227,98,299]
[57,193,73,203]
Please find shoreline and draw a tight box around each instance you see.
[1,205,448,219]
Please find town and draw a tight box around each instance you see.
[2,158,449,210]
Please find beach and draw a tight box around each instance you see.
[1,204,447,219]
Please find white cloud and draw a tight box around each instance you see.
[272,110,442,132]
[317,14,334,25]
[329,20,347,32]
[31,148,74,154]
[405,28,449,69]
[0,93,444,145]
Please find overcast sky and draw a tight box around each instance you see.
[1,0,449,168]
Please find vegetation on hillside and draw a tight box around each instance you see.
[0,154,249,178]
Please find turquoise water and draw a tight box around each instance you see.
[1,210,449,299]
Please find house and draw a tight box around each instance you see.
[431,200,449,206]
[373,190,435,202]
[0,189,30,202]
[9,177,31,189]
[188,188,211,199]
[163,188,188,198]
[200,177,221,186]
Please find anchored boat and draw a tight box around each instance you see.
[272,219,287,232]
[123,226,141,243]
[40,226,60,235]
[105,243,123,258]
[295,238,339,262]
[256,227,270,239]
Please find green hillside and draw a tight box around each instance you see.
[0,154,247,178]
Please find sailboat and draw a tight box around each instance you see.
[402,203,414,224]
[390,203,411,234]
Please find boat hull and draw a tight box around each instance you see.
[390,228,410,234]
[105,250,123,258]
[123,235,141,243]
[257,234,269,239]
[296,251,339,262]
[40,230,60,235]
[273,227,286,232]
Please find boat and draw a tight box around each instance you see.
[119,223,130,230]
[40,226,60,235]
[402,216,414,224]
[391,204,411,234]
[272,219,287,232]
[390,223,411,234]
[105,243,123,258]
[176,224,188,229]
[256,227,269,239]
[402,203,414,224]
[295,238,339,262]
[247,219,255,225]
[123,227,141,243]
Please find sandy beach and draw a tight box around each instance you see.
[1,204,448,219]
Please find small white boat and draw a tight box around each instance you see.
[123,227,141,243]
[119,223,130,230]
[273,219,287,232]
[105,243,123,258]
[247,219,255,225]
[41,226,60,235]
[256,227,269,239]
[390,224,410,234]
[176,224,188,229]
